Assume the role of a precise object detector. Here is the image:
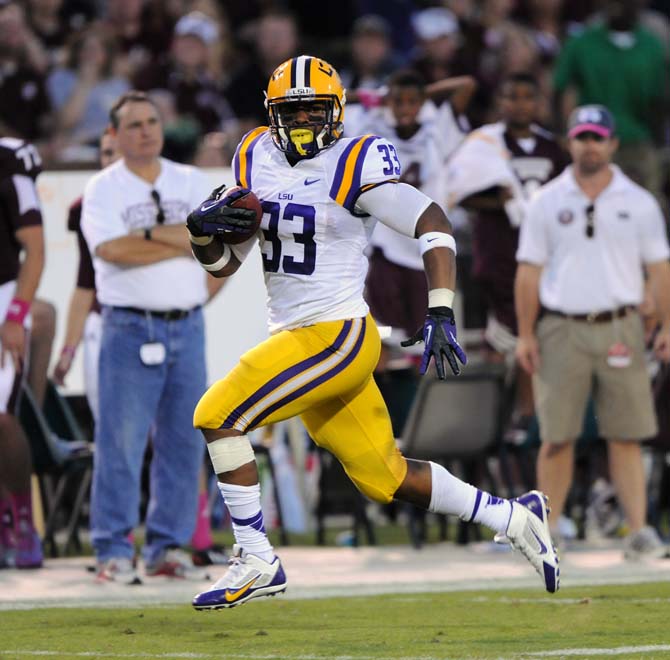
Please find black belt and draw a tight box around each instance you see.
[542,305,635,324]
[112,305,200,320]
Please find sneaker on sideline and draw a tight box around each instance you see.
[145,548,209,580]
[14,527,43,569]
[97,557,142,585]
[495,490,560,593]
[623,526,668,560]
[192,544,287,610]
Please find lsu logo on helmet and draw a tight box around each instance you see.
[265,55,346,159]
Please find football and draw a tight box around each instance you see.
[219,185,263,244]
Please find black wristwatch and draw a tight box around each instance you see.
[144,228,152,241]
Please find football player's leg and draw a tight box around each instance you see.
[303,378,559,593]
[300,376,407,504]
[0,342,42,568]
[300,375,511,524]
[192,318,376,608]
[396,456,559,591]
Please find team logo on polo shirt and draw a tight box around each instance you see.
[558,209,574,225]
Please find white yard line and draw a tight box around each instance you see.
[526,645,670,657]
[468,596,670,605]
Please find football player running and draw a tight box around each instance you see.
[187,56,559,609]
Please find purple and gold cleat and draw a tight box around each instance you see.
[193,544,287,610]
[495,490,560,593]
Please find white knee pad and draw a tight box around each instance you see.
[207,435,255,474]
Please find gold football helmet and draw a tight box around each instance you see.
[265,55,346,158]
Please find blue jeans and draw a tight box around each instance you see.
[91,306,206,564]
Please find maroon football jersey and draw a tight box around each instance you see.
[0,138,43,286]
[470,126,569,284]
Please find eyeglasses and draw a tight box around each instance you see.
[585,203,595,238]
[151,189,165,224]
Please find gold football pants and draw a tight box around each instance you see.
[194,315,407,502]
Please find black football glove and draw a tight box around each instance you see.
[401,306,467,378]
[186,185,257,237]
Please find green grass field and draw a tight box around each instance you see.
[1,582,670,660]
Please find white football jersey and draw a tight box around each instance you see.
[352,101,465,270]
[232,128,402,333]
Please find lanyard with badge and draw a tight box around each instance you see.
[585,202,632,368]
[139,188,167,366]
[140,311,166,366]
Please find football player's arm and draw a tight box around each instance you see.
[1,225,44,370]
[53,286,95,385]
[357,182,466,377]
[54,228,97,383]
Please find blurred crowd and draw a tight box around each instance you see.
[0,0,667,185]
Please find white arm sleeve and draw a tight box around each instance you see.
[356,182,433,238]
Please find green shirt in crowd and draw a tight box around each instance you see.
[553,25,666,145]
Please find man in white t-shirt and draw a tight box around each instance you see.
[82,91,212,584]
[515,105,670,559]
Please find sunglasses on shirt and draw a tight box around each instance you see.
[585,203,595,238]
[151,189,165,224]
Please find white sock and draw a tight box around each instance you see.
[428,462,512,534]
[217,482,275,562]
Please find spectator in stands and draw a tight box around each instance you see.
[25,0,72,68]
[515,105,670,558]
[447,73,568,443]
[458,0,530,125]
[515,0,565,65]
[0,1,52,144]
[410,7,466,86]
[53,129,120,421]
[339,15,398,92]
[103,0,171,77]
[224,10,299,130]
[133,11,238,164]
[553,0,667,199]
[47,24,130,163]
[0,136,45,569]
[81,91,211,584]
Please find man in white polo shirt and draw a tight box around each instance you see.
[82,91,211,583]
[515,105,670,558]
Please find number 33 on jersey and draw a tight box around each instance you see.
[232,127,402,334]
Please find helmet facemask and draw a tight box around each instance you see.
[266,94,344,159]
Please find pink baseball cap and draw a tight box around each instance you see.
[567,105,615,139]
